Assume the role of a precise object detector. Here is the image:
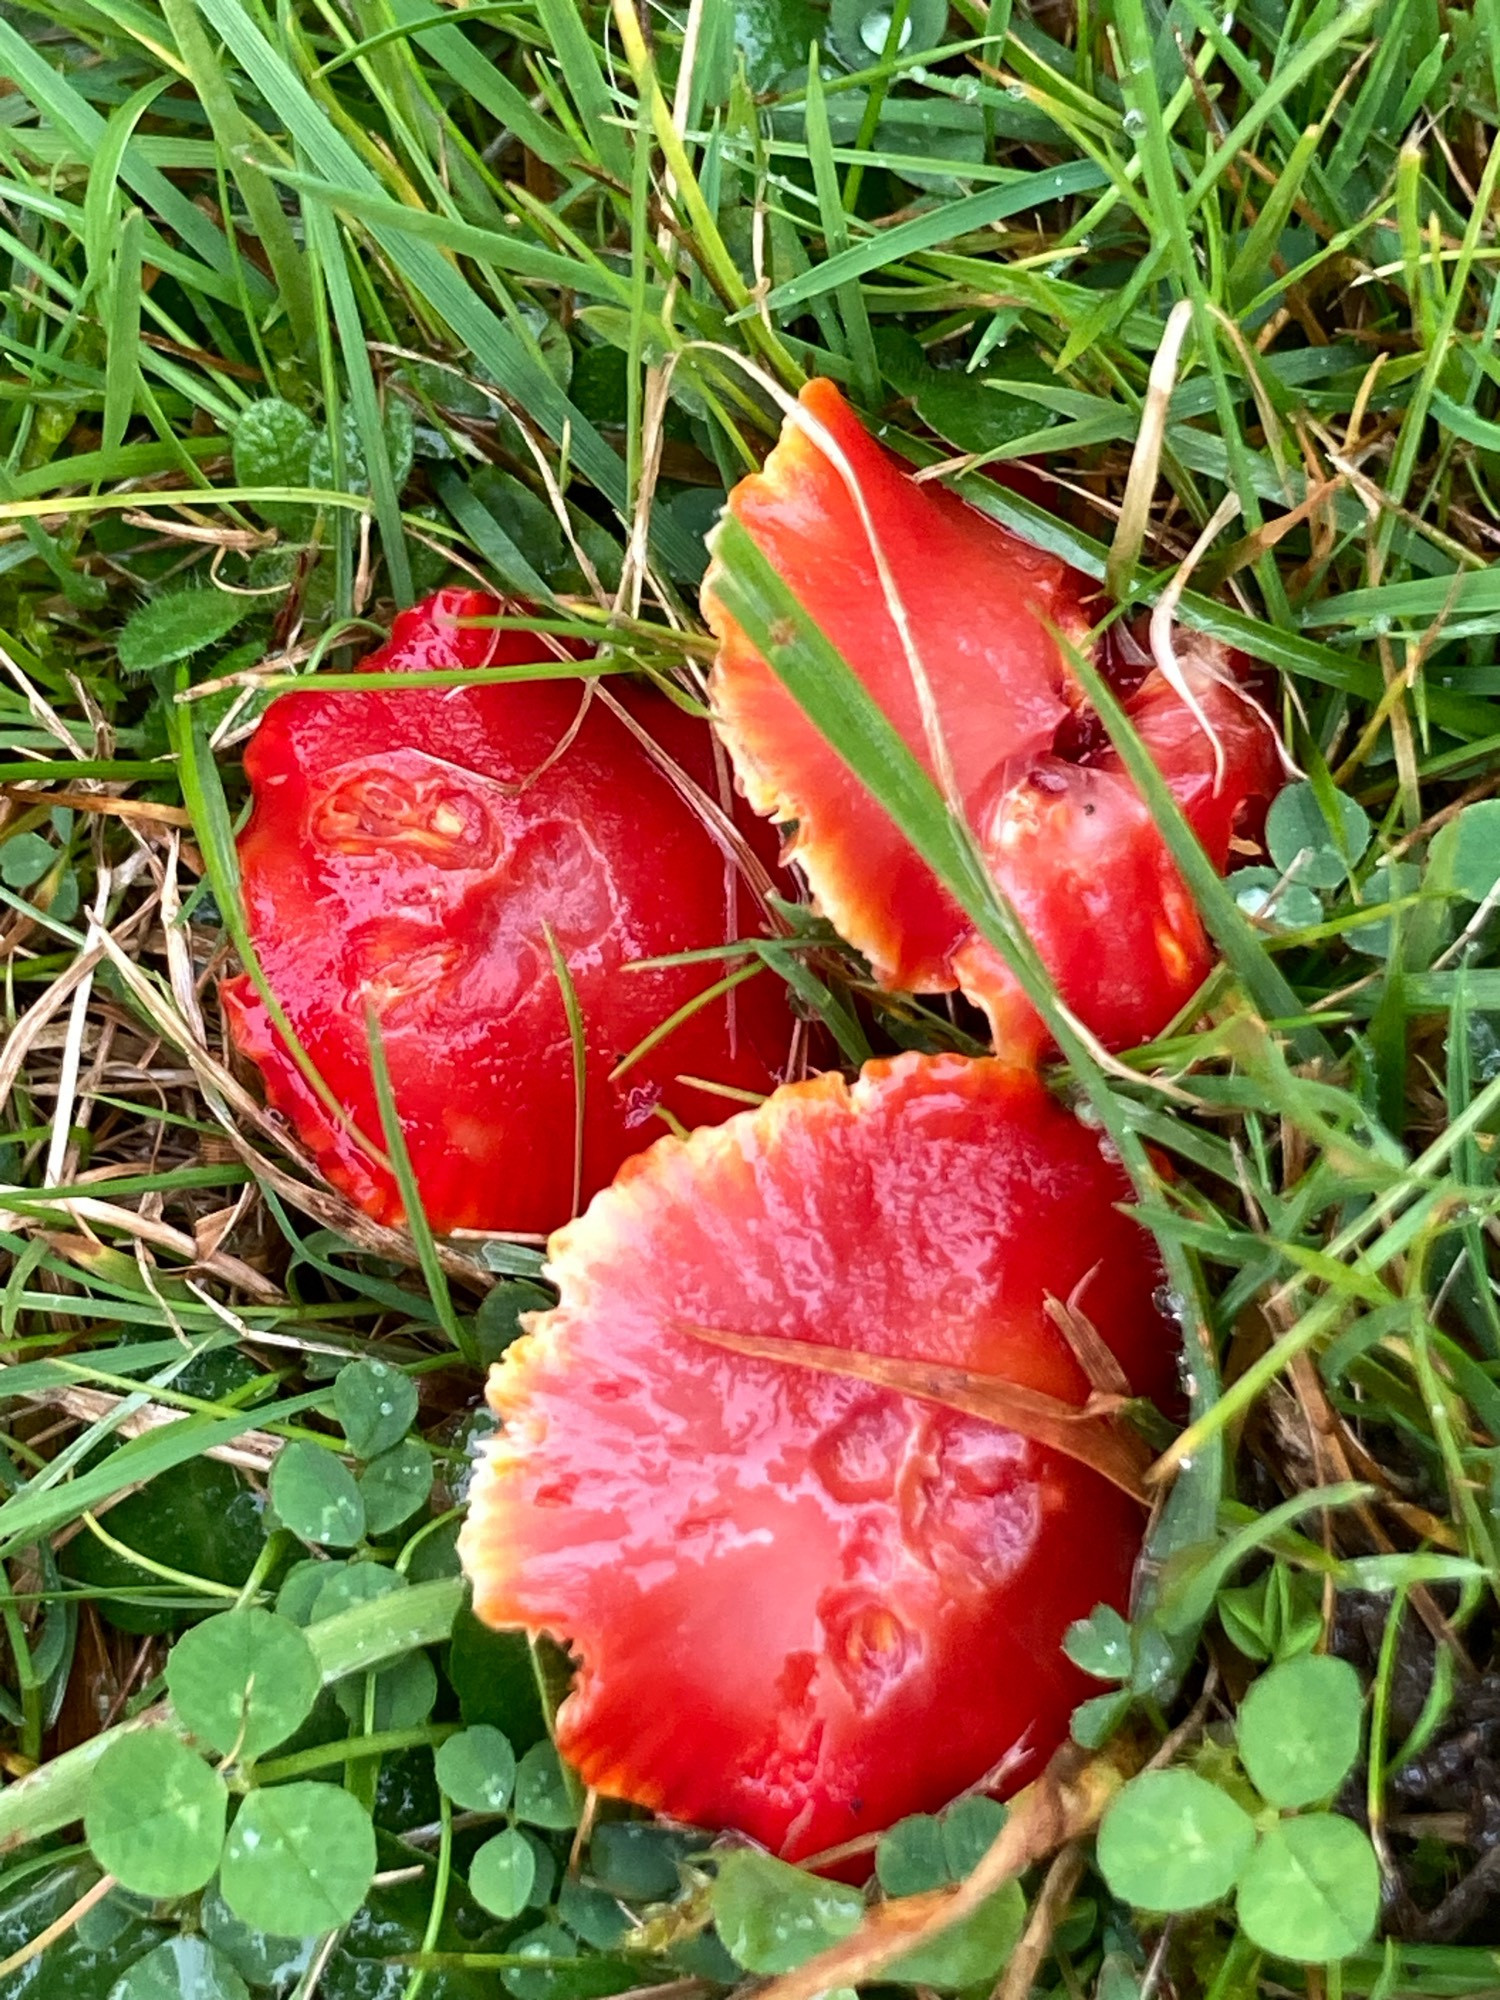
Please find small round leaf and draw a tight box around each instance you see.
[1064,1604,1133,1681]
[1072,1688,1133,1749]
[473,1282,553,1367]
[86,1731,228,1899]
[514,1741,578,1829]
[500,1920,633,2000]
[941,1794,1006,1879]
[1347,862,1420,958]
[334,1649,438,1731]
[712,1850,863,1973]
[1,833,56,890]
[1229,866,1324,932]
[333,1359,418,1460]
[436,1725,517,1814]
[276,1559,341,1626]
[1446,799,1500,903]
[358,1439,433,1536]
[1266,782,1371,888]
[107,1936,250,2000]
[310,1561,402,1623]
[886,1883,1026,1991]
[589,1822,691,1901]
[233,398,315,488]
[167,1609,321,1761]
[1235,1813,1380,1963]
[233,398,315,533]
[201,1881,319,1988]
[470,1828,538,1920]
[558,1874,629,1947]
[1238,1654,1364,1809]
[1095,1770,1255,1913]
[876,1814,948,1895]
[270,1441,365,1549]
[220,1783,377,1937]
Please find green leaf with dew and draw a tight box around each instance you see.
[435,1724,517,1814]
[220,1782,377,1937]
[1237,1654,1364,1809]
[86,1731,227,1899]
[1235,1813,1380,1962]
[470,1827,538,1920]
[515,1740,579,1829]
[1095,1770,1255,1913]
[712,1850,864,1974]
[166,1608,321,1761]
[333,1358,418,1460]
[232,398,315,531]
[1265,781,1372,889]
[107,1936,251,2000]
[358,1438,434,1535]
[270,1441,366,1549]
[1064,1604,1134,1681]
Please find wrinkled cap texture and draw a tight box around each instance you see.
[224,588,794,1235]
[701,378,1283,1060]
[460,1051,1177,1859]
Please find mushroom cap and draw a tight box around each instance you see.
[701,379,1282,1056]
[460,1050,1175,1859]
[224,589,794,1235]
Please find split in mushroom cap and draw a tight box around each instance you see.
[224,588,795,1235]
[460,1050,1175,1859]
[701,379,1283,1060]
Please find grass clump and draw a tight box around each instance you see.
[0,0,1495,1992]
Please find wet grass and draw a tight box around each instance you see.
[0,0,1498,1991]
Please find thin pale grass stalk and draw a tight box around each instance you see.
[0,861,156,1115]
[541,922,587,1222]
[0,1191,277,1300]
[0,1867,117,1981]
[733,1742,1134,2000]
[1107,296,1194,603]
[43,860,111,1189]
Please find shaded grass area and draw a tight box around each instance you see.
[0,0,1498,1991]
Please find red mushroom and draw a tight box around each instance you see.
[223,588,795,1236]
[460,1050,1175,1859]
[701,379,1282,1061]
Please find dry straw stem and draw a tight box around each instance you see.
[1107,296,1195,606]
[14,1387,280,1476]
[742,1743,1132,2000]
[682,1325,1154,1500]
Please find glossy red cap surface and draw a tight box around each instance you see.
[460,1051,1175,1858]
[224,589,795,1234]
[702,380,1283,1059]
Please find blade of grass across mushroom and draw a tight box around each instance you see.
[169,691,392,1183]
[889,429,1500,745]
[362,1011,462,1351]
[681,1328,1153,1499]
[705,515,1223,1556]
[1055,633,1327,1065]
[541,922,588,1225]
